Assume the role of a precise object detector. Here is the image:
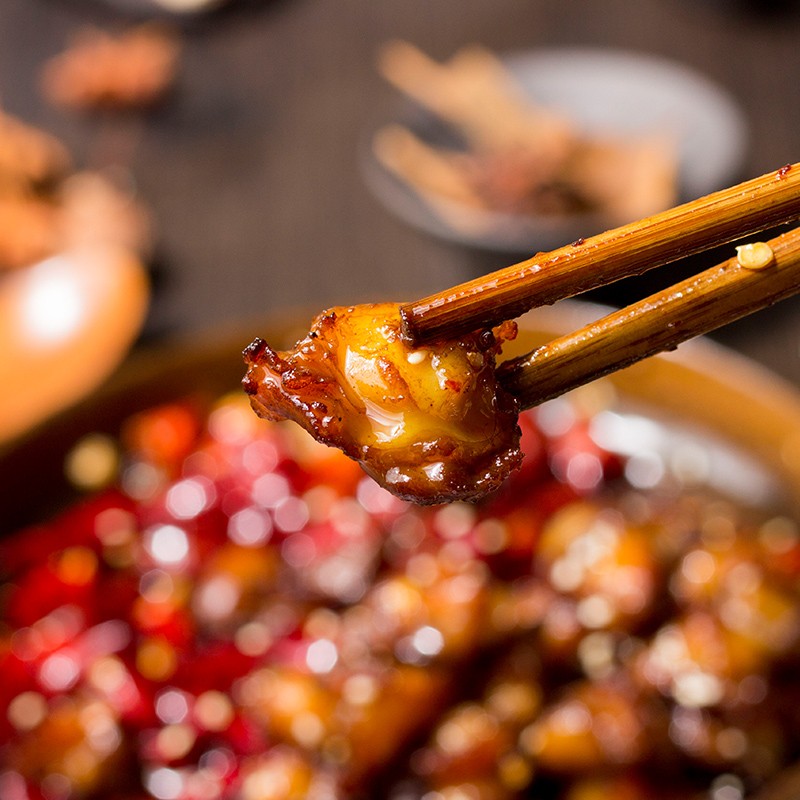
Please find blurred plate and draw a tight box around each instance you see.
[363,47,749,254]
[0,248,150,448]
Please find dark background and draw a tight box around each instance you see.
[1,0,799,381]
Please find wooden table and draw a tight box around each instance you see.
[1,0,800,384]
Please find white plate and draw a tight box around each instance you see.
[363,47,749,254]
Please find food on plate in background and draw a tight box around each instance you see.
[0,110,152,271]
[40,23,181,111]
[0,111,71,190]
[243,303,523,505]
[0,112,72,270]
[2,389,800,799]
[374,41,678,234]
[0,111,152,443]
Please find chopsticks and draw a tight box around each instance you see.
[498,224,800,408]
[400,164,800,344]
[398,164,800,410]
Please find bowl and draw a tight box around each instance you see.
[3,301,798,530]
[363,47,749,254]
[3,303,800,799]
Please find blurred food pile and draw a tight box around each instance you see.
[0,109,153,443]
[0,111,152,269]
[2,391,800,799]
[0,18,183,444]
[373,41,678,235]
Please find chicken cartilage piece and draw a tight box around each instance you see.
[243,303,522,504]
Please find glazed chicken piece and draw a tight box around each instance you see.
[242,302,522,504]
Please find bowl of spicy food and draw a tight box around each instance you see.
[2,302,800,800]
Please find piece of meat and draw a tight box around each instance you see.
[243,303,522,504]
[41,24,180,111]
[0,111,71,190]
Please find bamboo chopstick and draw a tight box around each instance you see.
[497,225,800,410]
[400,164,800,345]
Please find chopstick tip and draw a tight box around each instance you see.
[398,303,420,346]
